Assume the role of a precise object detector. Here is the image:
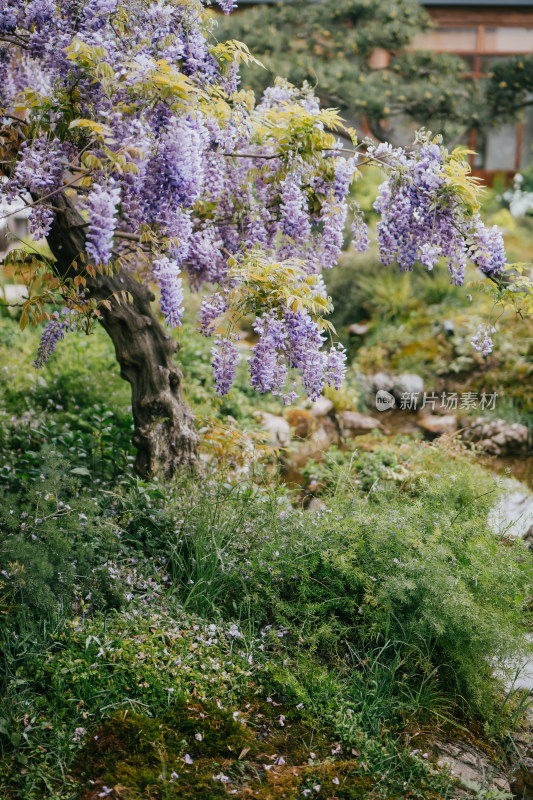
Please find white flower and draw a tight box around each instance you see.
[195,733,203,741]
[213,773,230,783]
[98,788,113,798]
[332,776,340,785]
[182,753,193,765]
[72,726,86,742]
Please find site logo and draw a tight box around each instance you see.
[375,390,396,412]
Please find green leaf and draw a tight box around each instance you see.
[71,467,91,476]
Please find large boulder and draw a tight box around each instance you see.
[289,418,340,468]
[392,373,425,402]
[360,372,395,394]
[360,372,425,411]
[283,408,315,439]
[253,411,291,448]
[433,739,511,796]
[461,418,530,456]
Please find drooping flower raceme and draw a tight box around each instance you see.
[211,335,239,396]
[154,257,184,328]
[471,324,495,357]
[85,181,121,266]
[34,311,73,367]
[372,138,506,288]
[1,0,509,390]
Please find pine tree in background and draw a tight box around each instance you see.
[217,0,485,142]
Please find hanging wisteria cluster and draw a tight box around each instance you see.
[0,0,508,399]
[371,138,507,286]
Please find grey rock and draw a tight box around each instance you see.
[433,739,511,795]
[392,373,425,401]
[307,498,327,513]
[368,372,395,394]
[443,320,455,336]
[347,322,370,336]
[311,396,334,418]
[523,524,533,549]
[510,757,533,799]
[462,418,530,456]
[289,420,340,468]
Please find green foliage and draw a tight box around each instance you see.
[0,452,121,616]
[486,55,533,120]
[0,314,531,800]
[113,441,533,720]
[218,0,482,139]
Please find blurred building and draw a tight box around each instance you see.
[236,0,533,180]
[414,0,533,180]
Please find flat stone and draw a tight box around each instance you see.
[418,414,458,436]
[434,739,511,795]
[339,410,381,437]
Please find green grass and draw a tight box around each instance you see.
[0,265,532,799]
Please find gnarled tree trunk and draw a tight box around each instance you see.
[46,194,198,477]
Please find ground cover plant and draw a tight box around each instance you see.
[1,319,533,800]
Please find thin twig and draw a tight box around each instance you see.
[0,173,90,223]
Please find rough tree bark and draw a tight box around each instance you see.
[46,194,198,477]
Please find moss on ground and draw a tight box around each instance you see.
[73,697,470,799]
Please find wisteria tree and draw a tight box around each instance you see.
[0,0,512,478]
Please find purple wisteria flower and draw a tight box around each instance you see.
[324,344,347,390]
[211,335,239,396]
[199,292,227,336]
[85,180,121,265]
[471,324,495,356]
[34,311,72,367]
[10,136,66,238]
[154,257,184,328]
[351,203,370,253]
[214,0,235,13]
[469,216,506,277]
[280,173,311,256]
[249,312,288,394]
